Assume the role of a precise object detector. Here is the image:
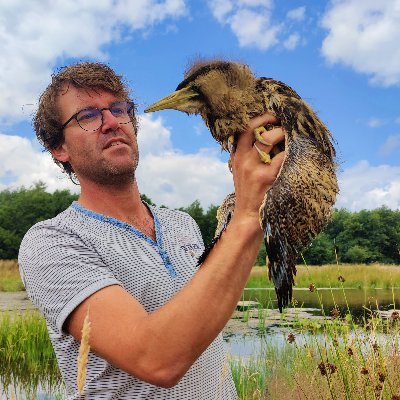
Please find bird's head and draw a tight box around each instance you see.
[145,60,258,147]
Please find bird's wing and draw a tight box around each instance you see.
[257,78,338,310]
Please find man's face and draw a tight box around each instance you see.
[53,84,139,185]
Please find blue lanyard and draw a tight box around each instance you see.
[71,202,177,278]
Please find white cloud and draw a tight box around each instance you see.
[336,160,400,211]
[287,6,306,21]
[0,114,233,209]
[283,33,300,50]
[209,0,234,22]
[0,0,186,123]
[378,135,400,156]
[367,117,386,128]
[321,0,400,86]
[2,127,400,211]
[207,0,282,51]
[136,114,232,208]
[137,149,232,208]
[229,8,281,50]
[0,133,78,193]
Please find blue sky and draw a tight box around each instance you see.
[0,0,399,211]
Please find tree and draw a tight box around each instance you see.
[302,232,336,265]
[177,200,218,247]
[0,183,78,259]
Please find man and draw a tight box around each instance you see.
[19,62,285,399]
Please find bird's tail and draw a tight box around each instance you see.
[265,236,297,312]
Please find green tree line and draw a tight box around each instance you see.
[0,184,399,264]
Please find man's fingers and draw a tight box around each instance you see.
[236,112,280,150]
[256,127,285,147]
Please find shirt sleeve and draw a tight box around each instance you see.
[18,221,121,334]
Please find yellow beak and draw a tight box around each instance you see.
[144,86,199,113]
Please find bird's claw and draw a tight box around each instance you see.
[253,143,271,164]
[254,126,272,146]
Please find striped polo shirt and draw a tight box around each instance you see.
[18,202,237,399]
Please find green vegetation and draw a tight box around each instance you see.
[0,310,63,399]
[2,306,400,399]
[246,264,400,289]
[0,260,24,291]
[231,284,400,400]
[0,183,78,259]
[2,261,400,293]
[1,184,400,264]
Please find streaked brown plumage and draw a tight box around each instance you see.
[145,59,338,311]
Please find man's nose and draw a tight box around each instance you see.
[100,110,119,133]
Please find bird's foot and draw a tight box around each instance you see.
[253,143,271,164]
[254,126,272,145]
[253,126,271,164]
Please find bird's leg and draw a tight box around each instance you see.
[254,126,271,164]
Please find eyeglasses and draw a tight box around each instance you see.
[61,101,135,132]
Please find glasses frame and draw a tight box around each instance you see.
[61,101,135,132]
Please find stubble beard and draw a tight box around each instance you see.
[75,151,139,187]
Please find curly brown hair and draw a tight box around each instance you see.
[34,62,137,179]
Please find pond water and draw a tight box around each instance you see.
[2,287,399,399]
[223,287,400,359]
[243,287,400,319]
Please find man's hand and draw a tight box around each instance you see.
[230,112,285,222]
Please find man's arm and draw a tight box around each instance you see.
[66,112,285,388]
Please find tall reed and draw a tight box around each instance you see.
[0,310,63,398]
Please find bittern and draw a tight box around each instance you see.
[145,60,338,311]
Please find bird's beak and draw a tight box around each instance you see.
[144,86,199,113]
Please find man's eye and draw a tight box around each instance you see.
[77,109,99,122]
[111,106,126,116]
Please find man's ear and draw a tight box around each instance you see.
[51,143,70,163]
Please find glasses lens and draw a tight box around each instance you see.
[76,108,102,131]
[110,102,132,124]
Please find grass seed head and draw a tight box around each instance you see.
[391,311,399,320]
[77,308,91,395]
[328,363,337,374]
[309,283,316,292]
[372,341,379,353]
[331,307,340,320]
[347,347,354,356]
[318,362,327,376]
[287,332,295,343]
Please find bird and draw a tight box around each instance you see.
[145,59,338,311]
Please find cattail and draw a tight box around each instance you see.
[77,308,91,395]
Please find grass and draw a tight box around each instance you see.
[0,310,64,399]
[2,260,400,398]
[2,307,400,399]
[247,264,400,290]
[231,309,400,400]
[3,260,400,293]
[0,260,25,292]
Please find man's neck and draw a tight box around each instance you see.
[77,178,145,221]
